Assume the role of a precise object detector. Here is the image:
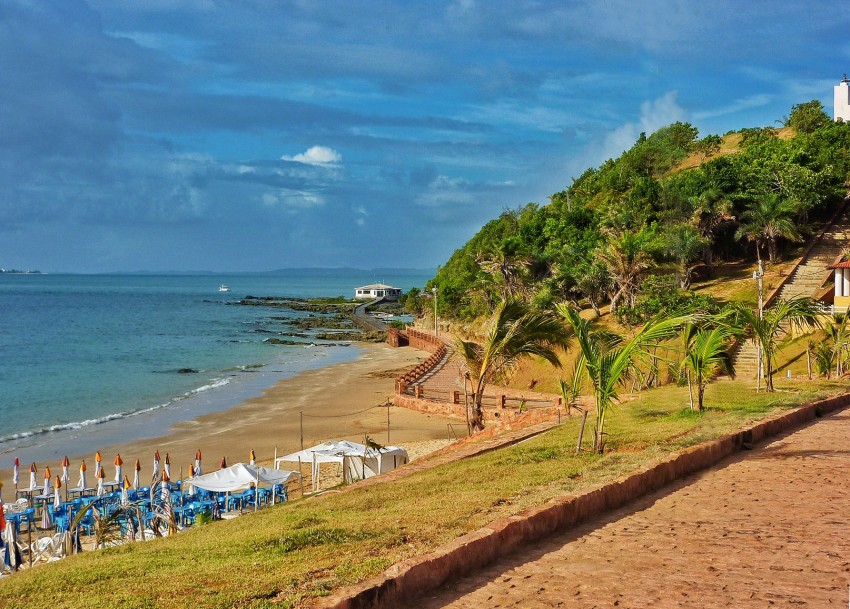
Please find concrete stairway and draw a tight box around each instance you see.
[735,207,850,378]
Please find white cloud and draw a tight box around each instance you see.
[353,205,368,227]
[281,146,342,166]
[261,189,325,210]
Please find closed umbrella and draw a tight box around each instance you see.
[54,476,62,510]
[152,451,161,482]
[3,520,20,572]
[94,451,102,478]
[187,465,196,496]
[96,466,105,497]
[61,456,71,500]
[78,460,87,490]
[195,449,202,476]
[114,454,123,484]
[121,476,131,506]
[249,449,256,466]
[164,453,171,480]
[161,471,170,502]
[12,458,20,494]
[133,460,141,490]
[41,497,53,529]
[43,466,51,496]
[220,456,227,469]
[29,463,38,492]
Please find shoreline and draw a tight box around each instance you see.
[1,343,457,494]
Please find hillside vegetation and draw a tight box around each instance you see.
[423,100,850,324]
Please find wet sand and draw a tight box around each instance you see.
[2,343,458,494]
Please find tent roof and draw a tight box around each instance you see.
[276,440,407,465]
[187,462,300,492]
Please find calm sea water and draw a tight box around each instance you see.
[0,271,430,467]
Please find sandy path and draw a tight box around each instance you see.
[406,408,850,608]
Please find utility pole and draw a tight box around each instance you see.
[754,259,765,392]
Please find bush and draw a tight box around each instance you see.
[615,274,718,326]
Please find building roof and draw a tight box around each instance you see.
[355,283,401,290]
[827,261,850,269]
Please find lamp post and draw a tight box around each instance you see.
[753,260,764,392]
[431,286,438,337]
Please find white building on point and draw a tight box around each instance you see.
[834,74,850,122]
[354,283,403,301]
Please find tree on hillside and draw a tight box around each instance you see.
[665,224,707,290]
[735,194,802,264]
[573,261,612,317]
[785,100,830,134]
[731,297,821,392]
[598,229,656,313]
[679,323,737,411]
[690,188,734,271]
[557,304,689,453]
[455,300,569,431]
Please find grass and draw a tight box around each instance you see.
[1,379,847,608]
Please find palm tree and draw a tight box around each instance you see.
[735,194,802,264]
[731,297,821,392]
[665,224,708,289]
[690,189,733,271]
[597,229,655,313]
[557,304,689,453]
[679,325,736,411]
[455,299,569,431]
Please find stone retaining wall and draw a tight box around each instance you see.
[318,392,850,609]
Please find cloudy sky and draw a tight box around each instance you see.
[2,1,849,273]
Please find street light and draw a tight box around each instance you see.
[431,286,438,337]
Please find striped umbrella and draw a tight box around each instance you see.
[96,466,105,497]
[54,476,62,510]
[152,451,161,482]
[114,454,123,483]
[133,460,141,490]
[249,449,256,466]
[12,458,19,492]
[42,466,51,496]
[194,449,202,476]
[164,452,171,480]
[29,463,37,492]
[78,460,87,490]
[95,451,102,478]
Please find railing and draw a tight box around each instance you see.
[816,304,850,316]
[405,385,561,410]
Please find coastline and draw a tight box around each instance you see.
[1,343,457,494]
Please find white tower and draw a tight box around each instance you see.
[834,74,850,122]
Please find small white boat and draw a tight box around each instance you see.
[218,284,230,292]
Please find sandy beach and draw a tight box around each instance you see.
[1,343,459,495]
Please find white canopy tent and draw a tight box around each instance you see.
[186,462,302,507]
[274,440,408,492]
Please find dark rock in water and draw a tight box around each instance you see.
[177,368,199,374]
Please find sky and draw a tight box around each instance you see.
[2,1,849,273]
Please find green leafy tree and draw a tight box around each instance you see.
[785,100,830,134]
[557,304,689,453]
[455,300,569,431]
[598,229,656,313]
[665,224,707,289]
[731,297,821,392]
[690,188,733,270]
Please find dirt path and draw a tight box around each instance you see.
[404,408,850,608]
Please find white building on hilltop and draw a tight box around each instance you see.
[354,283,402,301]
[834,74,850,122]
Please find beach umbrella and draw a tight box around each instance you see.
[220,456,227,469]
[0,490,6,536]
[126,511,137,542]
[42,466,52,498]
[29,463,38,492]
[3,520,20,572]
[96,466,105,497]
[78,460,87,490]
[249,449,256,466]
[41,498,53,530]
[152,451,161,482]
[164,452,171,479]
[61,456,70,500]
[54,476,62,510]
[114,454,123,483]
[12,458,19,492]
[95,450,102,478]
[195,449,202,476]
[133,460,141,490]
[121,476,131,506]
[0,479,3,504]
[161,470,170,502]
[187,465,196,496]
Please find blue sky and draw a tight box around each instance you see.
[1,1,849,273]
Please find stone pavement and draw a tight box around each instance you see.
[405,408,850,608]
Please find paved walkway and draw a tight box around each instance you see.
[406,408,850,608]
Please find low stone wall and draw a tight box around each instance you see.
[318,392,850,609]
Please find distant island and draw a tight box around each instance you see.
[0,268,42,274]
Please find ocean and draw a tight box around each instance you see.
[0,271,431,469]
